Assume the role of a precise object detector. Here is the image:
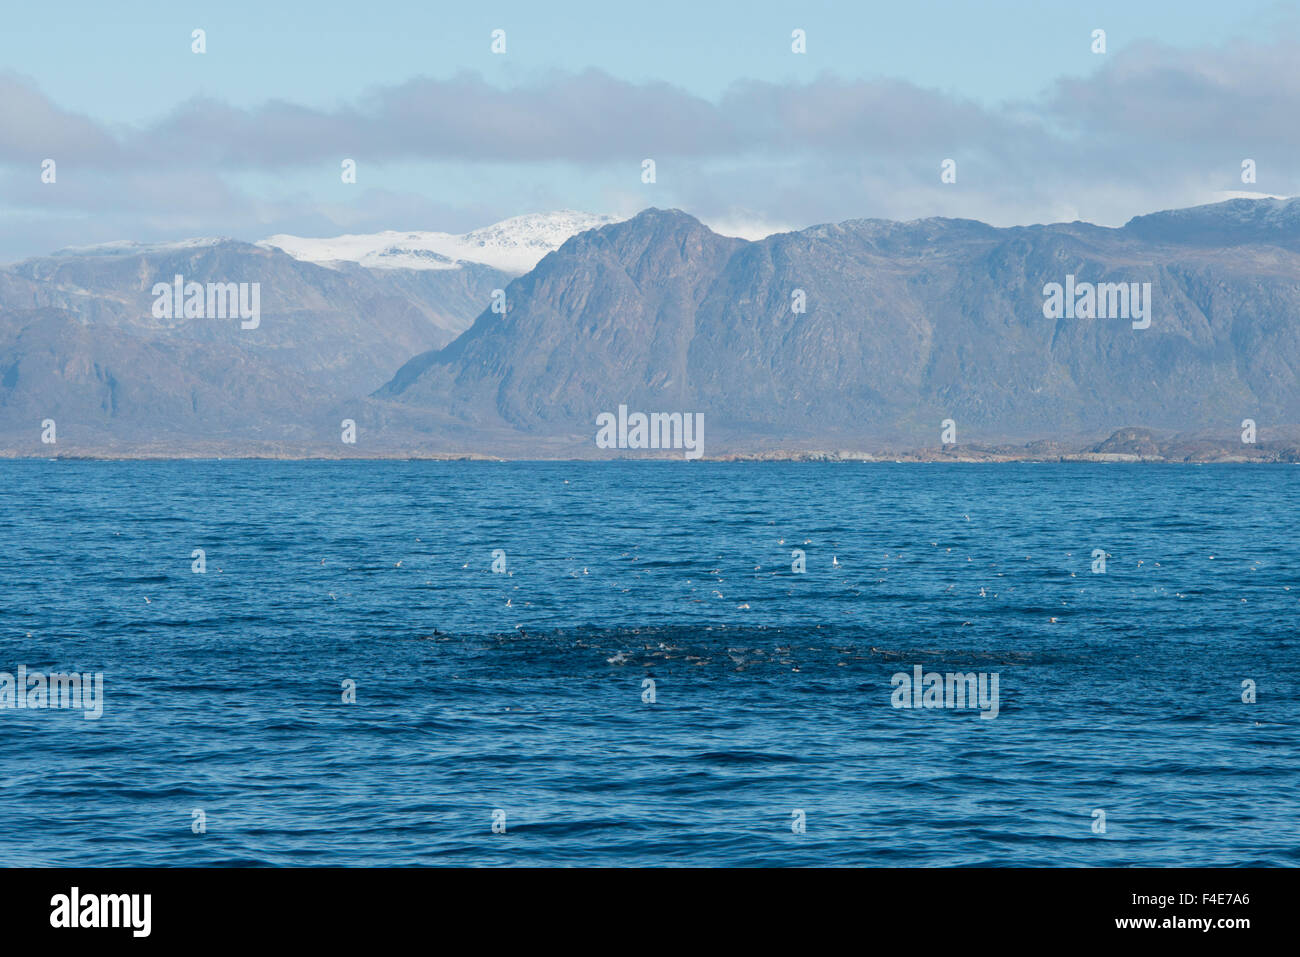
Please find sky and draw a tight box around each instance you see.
[0,0,1297,260]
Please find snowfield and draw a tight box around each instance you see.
[258,211,623,274]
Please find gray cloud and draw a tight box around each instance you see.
[0,74,121,163]
[126,71,736,167]
[2,31,1299,259]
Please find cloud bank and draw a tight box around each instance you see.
[2,33,1298,260]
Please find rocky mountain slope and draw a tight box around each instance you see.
[378,200,1300,452]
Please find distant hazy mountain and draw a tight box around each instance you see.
[0,237,511,395]
[0,232,518,450]
[379,199,1300,451]
[0,306,341,447]
[259,211,624,275]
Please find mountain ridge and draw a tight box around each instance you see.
[3,197,1300,456]
[375,199,1300,452]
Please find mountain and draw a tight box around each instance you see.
[0,307,341,447]
[258,211,624,275]
[0,231,524,451]
[4,198,1300,456]
[2,237,514,394]
[376,200,1300,453]
[1123,197,1300,247]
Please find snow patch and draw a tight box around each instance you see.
[258,211,624,274]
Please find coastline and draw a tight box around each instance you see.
[3,447,1297,463]
[3,423,1298,463]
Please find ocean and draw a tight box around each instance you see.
[0,460,1295,866]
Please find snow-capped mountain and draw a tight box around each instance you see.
[258,211,624,274]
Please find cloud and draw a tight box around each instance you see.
[1046,37,1300,149]
[123,71,736,167]
[0,74,121,163]
[2,30,1300,258]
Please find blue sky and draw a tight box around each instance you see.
[0,0,1296,259]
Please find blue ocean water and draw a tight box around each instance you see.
[0,460,1295,866]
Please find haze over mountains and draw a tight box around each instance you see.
[2,199,1299,458]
